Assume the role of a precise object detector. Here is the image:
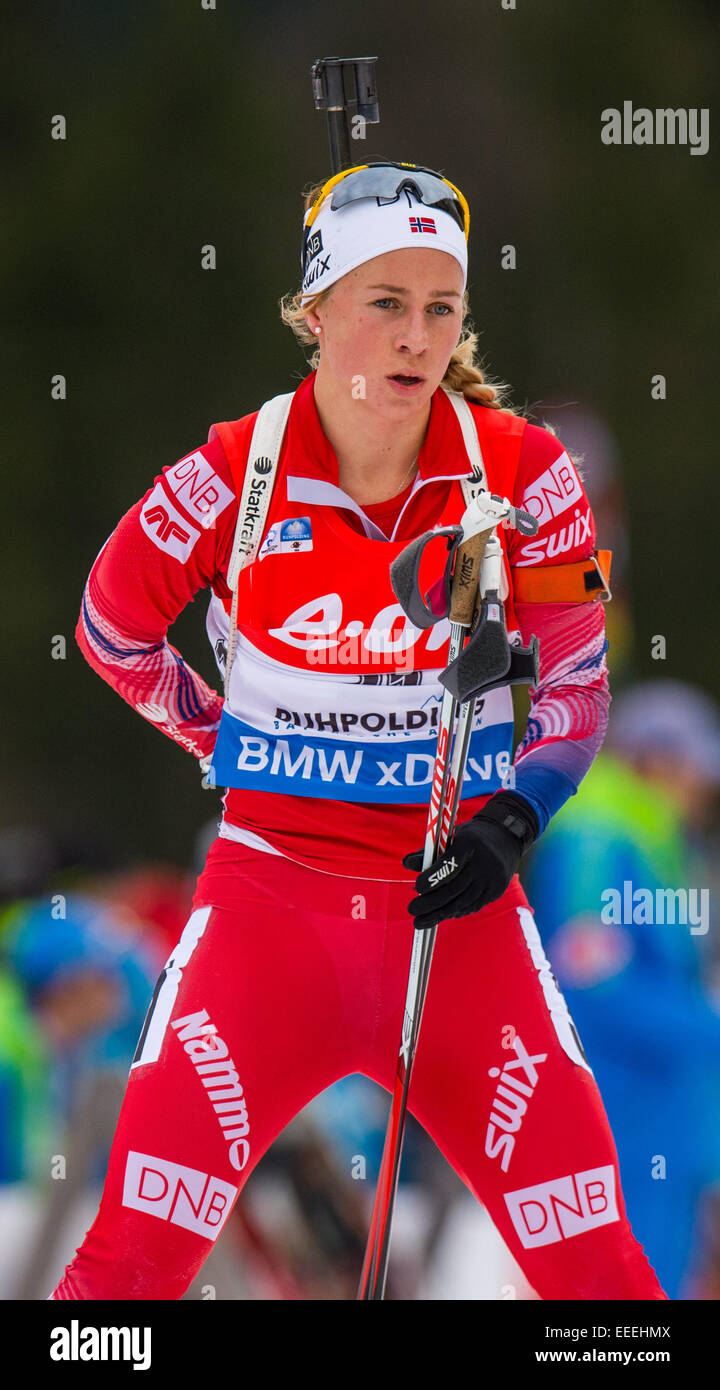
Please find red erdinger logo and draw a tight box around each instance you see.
[268,593,449,669]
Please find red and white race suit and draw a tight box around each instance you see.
[51,372,666,1299]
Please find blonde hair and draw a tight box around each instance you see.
[278,180,521,415]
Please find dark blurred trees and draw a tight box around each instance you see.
[2,0,718,859]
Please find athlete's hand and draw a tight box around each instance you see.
[403,791,540,930]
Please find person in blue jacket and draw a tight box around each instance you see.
[523,680,720,1298]
[0,888,156,1179]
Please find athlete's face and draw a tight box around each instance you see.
[305,247,464,416]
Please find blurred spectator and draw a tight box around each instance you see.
[1,892,157,1141]
[98,864,196,965]
[0,877,158,1297]
[523,680,720,1299]
[0,967,49,1184]
[540,403,634,684]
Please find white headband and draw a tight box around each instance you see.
[300,190,468,302]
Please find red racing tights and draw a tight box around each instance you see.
[51,840,667,1300]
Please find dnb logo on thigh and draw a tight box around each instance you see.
[122,1151,237,1241]
[504,1165,619,1249]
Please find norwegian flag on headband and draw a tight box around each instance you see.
[409,215,437,234]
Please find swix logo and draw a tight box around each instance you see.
[269,593,449,656]
[520,452,583,529]
[303,253,331,289]
[171,1009,251,1172]
[457,552,476,590]
[122,1150,237,1241]
[428,855,457,888]
[439,768,457,850]
[253,457,272,475]
[515,507,592,567]
[425,724,460,854]
[140,486,201,561]
[409,215,437,234]
[427,723,450,847]
[504,1165,619,1249]
[484,1032,547,1172]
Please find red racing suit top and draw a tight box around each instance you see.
[76,370,609,879]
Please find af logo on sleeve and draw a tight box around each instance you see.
[140,450,235,561]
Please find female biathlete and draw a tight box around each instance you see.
[51,163,667,1299]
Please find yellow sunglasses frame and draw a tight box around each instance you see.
[304,162,470,241]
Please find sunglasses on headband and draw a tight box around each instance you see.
[301,161,470,277]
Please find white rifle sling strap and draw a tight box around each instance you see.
[223,391,295,700]
[442,387,487,500]
[222,387,503,704]
[443,388,509,602]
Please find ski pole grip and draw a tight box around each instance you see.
[449,528,493,625]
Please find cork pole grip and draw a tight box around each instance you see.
[448,528,493,625]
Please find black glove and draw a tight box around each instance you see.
[403,791,540,930]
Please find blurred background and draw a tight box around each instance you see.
[1,0,719,1298]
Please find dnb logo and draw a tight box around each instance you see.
[306,229,323,265]
[504,1165,619,1249]
[253,457,273,476]
[122,1151,237,1242]
[141,451,234,561]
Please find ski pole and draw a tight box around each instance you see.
[357,495,539,1300]
[357,516,492,1301]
